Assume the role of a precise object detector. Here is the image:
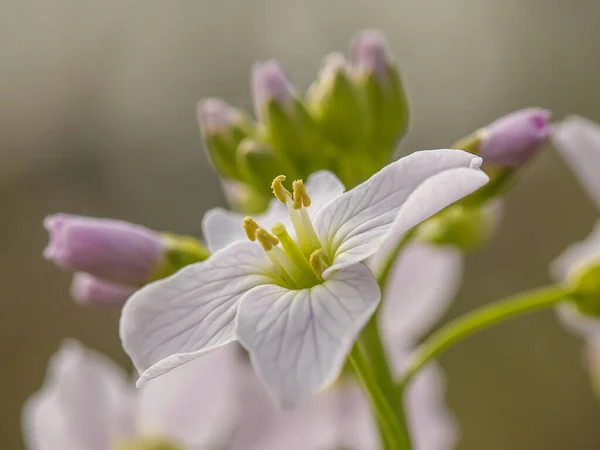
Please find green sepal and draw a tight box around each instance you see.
[307,67,366,150]
[418,204,493,252]
[568,263,600,318]
[150,234,211,281]
[236,139,299,196]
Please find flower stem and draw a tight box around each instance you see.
[398,285,572,389]
[349,343,411,450]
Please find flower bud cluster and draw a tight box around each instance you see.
[197,29,409,213]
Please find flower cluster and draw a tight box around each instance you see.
[29,26,597,450]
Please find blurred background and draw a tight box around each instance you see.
[3,0,600,448]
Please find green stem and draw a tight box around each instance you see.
[349,344,411,450]
[398,285,573,389]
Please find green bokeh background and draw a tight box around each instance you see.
[2,0,600,448]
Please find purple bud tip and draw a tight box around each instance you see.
[350,29,393,82]
[197,98,240,134]
[479,108,551,168]
[70,273,137,307]
[251,60,296,117]
[43,214,165,286]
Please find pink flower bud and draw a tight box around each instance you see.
[251,60,296,118]
[349,29,393,83]
[43,214,165,285]
[479,108,550,168]
[70,273,136,307]
[197,98,242,135]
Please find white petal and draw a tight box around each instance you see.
[231,370,341,450]
[314,150,488,276]
[555,303,600,338]
[405,363,459,450]
[120,241,273,386]
[552,116,600,209]
[551,219,600,282]
[138,345,240,447]
[378,243,464,345]
[22,341,135,450]
[236,263,380,408]
[202,171,345,252]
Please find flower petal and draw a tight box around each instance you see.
[552,116,600,209]
[120,241,273,386]
[202,171,345,252]
[551,219,600,282]
[555,303,600,338]
[377,243,463,345]
[138,345,240,447]
[314,150,487,276]
[236,263,380,409]
[22,341,135,450]
[405,362,459,450]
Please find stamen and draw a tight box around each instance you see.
[256,228,279,251]
[309,248,329,280]
[243,217,259,241]
[271,175,292,203]
[292,179,311,209]
[271,222,319,287]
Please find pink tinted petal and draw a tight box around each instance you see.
[377,243,463,345]
[70,273,136,308]
[138,345,239,448]
[551,219,600,282]
[22,341,135,450]
[43,214,165,285]
[552,115,600,209]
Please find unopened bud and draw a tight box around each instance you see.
[307,53,365,149]
[44,214,166,286]
[478,108,550,168]
[197,98,253,180]
[251,60,297,121]
[349,29,409,156]
[70,273,136,307]
[350,29,394,84]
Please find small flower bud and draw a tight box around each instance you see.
[565,262,600,318]
[349,29,409,157]
[251,60,297,120]
[350,29,394,84]
[44,214,166,286]
[306,53,365,149]
[478,108,550,168]
[197,98,253,180]
[70,272,136,307]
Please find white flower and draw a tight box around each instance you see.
[22,340,240,450]
[552,116,600,335]
[248,243,462,450]
[120,149,487,408]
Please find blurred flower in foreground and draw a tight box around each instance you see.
[551,116,600,333]
[198,29,410,213]
[24,338,455,450]
[43,214,210,307]
[23,340,239,450]
[120,149,487,408]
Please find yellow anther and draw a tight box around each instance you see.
[243,217,259,241]
[309,248,329,280]
[292,179,311,209]
[256,227,279,251]
[272,175,292,204]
